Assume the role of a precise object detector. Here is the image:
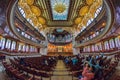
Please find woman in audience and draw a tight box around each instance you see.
[80,65,95,80]
[78,62,89,79]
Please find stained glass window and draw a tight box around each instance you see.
[50,0,70,20]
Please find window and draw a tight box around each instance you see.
[26,45,29,52]
[95,44,98,51]
[25,34,28,38]
[115,37,120,48]
[104,41,109,50]
[18,43,22,51]
[87,20,91,26]
[92,45,95,52]
[22,45,26,52]
[19,7,26,18]
[4,26,9,33]
[97,43,102,51]
[5,39,11,49]
[11,41,16,50]
[0,38,6,49]
[109,39,115,49]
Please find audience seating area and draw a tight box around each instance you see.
[3,56,58,80]
[2,53,120,80]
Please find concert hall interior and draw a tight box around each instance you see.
[0,0,120,80]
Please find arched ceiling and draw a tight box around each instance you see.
[18,0,103,34]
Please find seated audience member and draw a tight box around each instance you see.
[80,65,95,80]
[88,56,96,67]
[19,58,25,65]
[86,55,91,61]
[45,60,48,65]
[78,62,89,79]
[94,60,102,79]
[72,57,78,65]
[65,57,69,64]
[96,55,99,60]
[99,59,104,67]
[100,53,104,57]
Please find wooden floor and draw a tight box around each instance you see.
[0,58,120,80]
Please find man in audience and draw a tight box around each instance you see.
[88,56,96,67]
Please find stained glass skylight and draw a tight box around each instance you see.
[50,0,70,20]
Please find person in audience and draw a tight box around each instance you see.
[45,60,48,65]
[65,57,69,64]
[80,65,95,80]
[78,62,89,79]
[72,57,78,65]
[19,58,25,65]
[99,58,104,67]
[88,56,96,67]
[100,53,104,57]
[96,55,99,60]
[81,57,88,66]
[94,60,103,79]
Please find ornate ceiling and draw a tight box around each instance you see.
[18,0,103,34]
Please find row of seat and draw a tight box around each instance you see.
[2,61,31,80]
[21,56,57,71]
[4,59,52,80]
